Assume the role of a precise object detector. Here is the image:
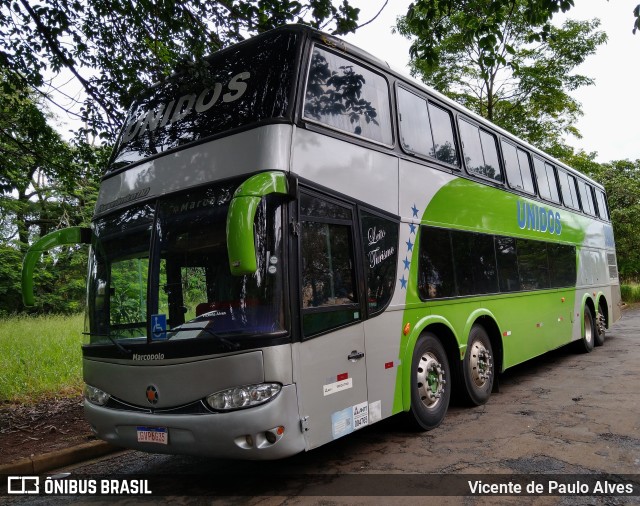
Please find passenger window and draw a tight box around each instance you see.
[304,46,393,145]
[517,239,549,290]
[495,237,520,292]
[428,102,459,166]
[595,190,609,220]
[533,157,560,203]
[501,140,535,194]
[577,180,596,215]
[397,88,434,157]
[557,169,579,210]
[397,88,459,166]
[300,194,360,337]
[360,210,398,315]
[418,227,455,299]
[459,118,502,182]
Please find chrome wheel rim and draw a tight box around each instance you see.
[584,311,594,345]
[416,352,446,409]
[469,340,493,388]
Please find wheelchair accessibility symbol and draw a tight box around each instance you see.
[151,314,167,340]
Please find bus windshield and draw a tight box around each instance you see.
[85,184,286,345]
[108,29,300,172]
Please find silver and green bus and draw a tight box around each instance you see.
[22,25,621,459]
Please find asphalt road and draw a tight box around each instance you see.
[12,306,640,505]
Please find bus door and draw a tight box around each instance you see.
[293,191,369,450]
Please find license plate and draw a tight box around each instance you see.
[136,427,168,445]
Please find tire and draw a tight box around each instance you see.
[409,333,451,431]
[594,302,606,347]
[459,324,495,406]
[577,306,595,353]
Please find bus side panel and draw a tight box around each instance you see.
[291,129,399,215]
[362,308,405,421]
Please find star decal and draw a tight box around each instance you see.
[403,256,411,270]
[406,239,414,252]
[411,204,419,218]
[409,223,417,234]
[399,276,407,289]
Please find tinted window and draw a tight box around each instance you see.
[418,227,575,299]
[595,190,609,220]
[398,88,433,157]
[361,211,398,315]
[418,227,455,299]
[548,243,577,287]
[577,180,596,215]
[428,102,459,166]
[110,31,299,171]
[459,118,502,182]
[533,157,560,203]
[557,169,579,210]
[517,239,549,290]
[304,47,392,145]
[397,89,459,166]
[502,140,535,194]
[451,231,498,295]
[495,236,520,292]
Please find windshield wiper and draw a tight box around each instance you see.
[83,332,134,357]
[167,326,240,351]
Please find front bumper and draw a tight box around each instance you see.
[84,384,306,460]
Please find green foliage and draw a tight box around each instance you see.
[396,0,606,150]
[0,0,361,141]
[0,313,84,402]
[0,77,107,315]
[621,283,640,303]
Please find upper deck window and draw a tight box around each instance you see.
[458,118,503,183]
[501,140,535,194]
[595,189,609,220]
[576,179,596,216]
[108,31,300,172]
[397,87,459,166]
[304,47,393,145]
[533,157,560,203]
[557,168,580,210]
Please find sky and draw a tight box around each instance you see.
[342,0,640,163]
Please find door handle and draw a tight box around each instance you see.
[348,350,365,362]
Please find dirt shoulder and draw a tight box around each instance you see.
[0,396,95,466]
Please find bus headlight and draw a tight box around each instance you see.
[84,384,110,406]
[206,383,281,411]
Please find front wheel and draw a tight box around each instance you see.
[409,333,451,431]
[460,324,495,406]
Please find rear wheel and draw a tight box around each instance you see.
[460,325,494,406]
[577,306,595,353]
[594,302,606,347]
[410,333,451,431]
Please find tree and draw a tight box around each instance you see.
[396,0,606,150]
[1,0,361,142]
[0,77,108,314]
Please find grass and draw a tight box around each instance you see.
[621,282,640,304]
[0,313,84,403]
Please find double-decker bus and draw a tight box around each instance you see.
[22,24,621,459]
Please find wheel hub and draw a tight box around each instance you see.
[469,341,493,388]
[417,352,446,408]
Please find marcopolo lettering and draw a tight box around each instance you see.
[133,353,165,361]
[517,200,562,235]
[122,71,251,143]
